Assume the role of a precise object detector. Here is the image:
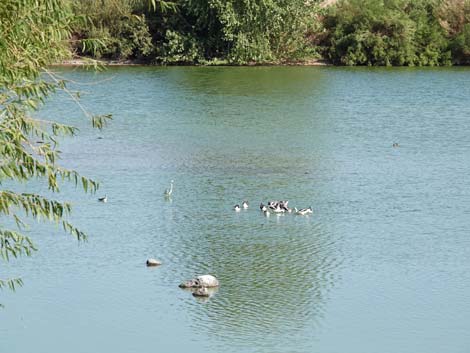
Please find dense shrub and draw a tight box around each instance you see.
[322,0,451,66]
[71,0,153,60]
[69,0,470,66]
[158,30,201,64]
[438,0,470,64]
[71,0,319,64]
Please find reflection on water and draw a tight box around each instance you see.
[182,287,219,303]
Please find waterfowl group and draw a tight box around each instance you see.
[142,181,317,303]
[267,200,291,213]
[233,201,249,211]
[244,200,313,216]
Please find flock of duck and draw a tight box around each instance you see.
[99,180,312,299]
[100,144,400,299]
[234,200,313,216]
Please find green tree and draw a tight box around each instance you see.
[438,0,470,64]
[70,0,154,60]
[0,0,110,301]
[450,24,470,64]
[322,0,450,66]
[204,0,319,63]
[70,0,321,64]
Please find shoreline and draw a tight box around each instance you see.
[52,58,470,68]
[51,58,332,67]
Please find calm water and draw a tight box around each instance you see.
[1,67,469,353]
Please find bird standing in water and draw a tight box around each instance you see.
[164,180,174,197]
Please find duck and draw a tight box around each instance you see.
[263,209,271,217]
[272,205,285,213]
[164,180,174,197]
[295,207,313,215]
[98,195,107,203]
[268,202,278,210]
[234,204,241,211]
[260,203,265,210]
[280,200,290,211]
[242,201,249,209]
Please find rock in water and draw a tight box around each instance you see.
[146,258,162,267]
[192,287,210,297]
[179,274,219,288]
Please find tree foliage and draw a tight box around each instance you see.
[71,0,320,64]
[438,0,470,64]
[178,0,319,63]
[68,0,470,66]
[318,0,470,66]
[321,0,452,66]
[69,0,154,60]
[0,0,110,298]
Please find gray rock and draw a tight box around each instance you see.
[146,258,162,267]
[179,275,219,288]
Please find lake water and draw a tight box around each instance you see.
[1,67,469,353]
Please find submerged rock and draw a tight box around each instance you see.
[182,287,219,303]
[192,287,210,297]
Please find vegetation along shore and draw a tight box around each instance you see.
[67,0,470,67]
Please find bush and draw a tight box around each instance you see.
[158,30,202,64]
[71,0,153,60]
[322,0,450,66]
[451,24,470,64]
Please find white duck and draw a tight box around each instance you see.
[295,207,313,215]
